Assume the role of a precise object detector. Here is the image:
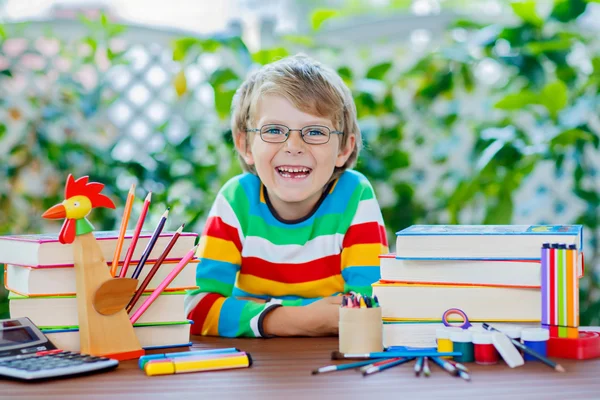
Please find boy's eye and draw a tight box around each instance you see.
[263,126,285,135]
[305,128,327,136]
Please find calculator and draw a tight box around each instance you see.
[0,317,119,381]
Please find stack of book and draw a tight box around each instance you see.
[0,230,199,352]
[374,225,584,348]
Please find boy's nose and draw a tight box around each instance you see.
[284,131,305,154]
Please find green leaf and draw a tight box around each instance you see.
[0,123,6,140]
[494,91,539,110]
[0,69,12,77]
[209,68,239,87]
[524,38,573,55]
[484,192,513,224]
[311,9,340,31]
[550,129,595,148]
[0,24,6,40]
[251,48,289,65]
[511,1,544,26]
[366,62,392,80]
[172,37,199,61]
[281,35,314,47]
[337,66,353,81]
[540,80,568,118]
[551,0,588,22]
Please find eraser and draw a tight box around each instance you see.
[492,332,524,368]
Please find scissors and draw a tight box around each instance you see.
[442,308,472,330]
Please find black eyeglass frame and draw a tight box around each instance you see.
[246,124,344,145]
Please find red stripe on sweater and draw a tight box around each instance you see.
[188,293,223,335]
[241,254,341,284]
[342,221,387,247]
[203,216,242,252]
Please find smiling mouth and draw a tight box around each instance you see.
[275,166,313,179]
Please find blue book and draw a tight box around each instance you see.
[395,225,583,260]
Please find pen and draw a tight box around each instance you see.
[144,352,252,376]
[138,347,239,369]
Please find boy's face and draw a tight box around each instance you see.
[237,94,355,219]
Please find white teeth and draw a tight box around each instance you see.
[277,166,310,173]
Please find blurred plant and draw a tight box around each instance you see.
[0,15,252,318]
[302,0,600,324]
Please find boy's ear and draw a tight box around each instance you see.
[335,133,355,168]
[235,131,255,165]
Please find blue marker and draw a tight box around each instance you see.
[139,347,239,369]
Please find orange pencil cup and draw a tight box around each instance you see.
[338,307,383,354]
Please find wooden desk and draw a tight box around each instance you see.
[3,336,600,400]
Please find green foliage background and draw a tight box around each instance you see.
[1,1,599,324]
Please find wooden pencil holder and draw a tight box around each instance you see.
[338,307,383,354]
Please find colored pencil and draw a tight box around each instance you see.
[331,351,460,360]
[127,223,185,313]
[483,323,565,372]
[131,208,170,280]
[120,192,152,278]
[541,243,549,327]
[363,357,414,376]
[431,356,458,376]
[414,357,424,376]
[110,183,135,277]
[311,359,387,375]
[422,357,431,377]
[130,244,197,324]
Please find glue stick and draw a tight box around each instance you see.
[472,331,499,365]
[449,329,474,363]
[521,328,549,361]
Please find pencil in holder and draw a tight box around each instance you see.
[338,307,383,353]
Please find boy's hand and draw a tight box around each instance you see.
[302,296,342,336]
[262,296,342,337]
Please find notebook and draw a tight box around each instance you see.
[4,260,198,296]
[395,225,583,260]
[42,321,193,352]
[8,291,188,327]
[379,254,543,287]
[372,282,541,321]
[0,230,198,267]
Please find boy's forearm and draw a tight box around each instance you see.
[262,306,311,337]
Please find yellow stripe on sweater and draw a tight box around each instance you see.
[341,243,385,269]
[202,296,226,336]
[237,274,344,298]
[197,235,241,265]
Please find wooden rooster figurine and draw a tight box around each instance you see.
[42,175,144,360]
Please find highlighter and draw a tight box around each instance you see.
[144,351,253,376]
[138,347,239,369]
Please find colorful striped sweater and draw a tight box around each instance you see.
[184,169,388,337]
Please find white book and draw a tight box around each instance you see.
[379,254,542,287]
[8,291,187,328]
[372,282,541,321]
[395,225,583,260]
[42,322,192,352]
[5,260,198,296]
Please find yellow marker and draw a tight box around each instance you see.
[144,352,252,376]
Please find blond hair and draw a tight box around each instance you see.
[230,54,361,181]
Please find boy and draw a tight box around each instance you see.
[184,54,388,337]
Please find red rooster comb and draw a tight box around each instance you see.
[64,174,116,209]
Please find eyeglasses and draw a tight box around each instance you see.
[246,124,344,145]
